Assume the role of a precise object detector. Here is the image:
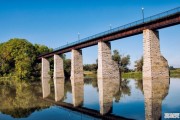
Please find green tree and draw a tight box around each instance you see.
[0,39,53,81]
[0,39,36,79]
[83,64,97,71]
[112,49,130,73]
[169,66,175,70]
[134,57,143,72]
[112,50,121,65]
[32,44,53,80]
[120,55,130,72]
[64,59,71,77]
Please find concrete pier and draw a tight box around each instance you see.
[71,49,84,107]
[98,41,120,115]
[54,54,65,101]
[143,29,169,79]
[41,58,51,98]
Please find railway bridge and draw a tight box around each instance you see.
[38,7,180,115]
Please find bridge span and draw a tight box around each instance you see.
[39,7,180,59]
[40,7,179,116]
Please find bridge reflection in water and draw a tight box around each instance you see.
[0,75,172,119]
[54,77,65,102]
[41,75,170,120]
[43,77,130,120]
[143,77,170,120]
[98,73,120,115]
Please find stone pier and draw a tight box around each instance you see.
[71,49,84,107]
[98,41,120,115]
[54,54,65,101]
[41,58,51,98]
[143,29,169,79]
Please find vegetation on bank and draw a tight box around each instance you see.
[0,39,179,82]
[169,69,180,78]
[0,38,52,81]
[84,69,180,79]
[0,39,72,81]
[121,69,180,78]
[0,39,131,81]
[122,72,142,79]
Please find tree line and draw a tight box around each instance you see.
[83,50,131,74]
[0,38,159,81]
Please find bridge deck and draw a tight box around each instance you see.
[39,7,180,59]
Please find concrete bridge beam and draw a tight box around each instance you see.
[41,58,51,98]
[71,49,84,107]
[143,29,169,79]
[54,54,65,101]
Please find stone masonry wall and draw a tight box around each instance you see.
[143,29,169,79]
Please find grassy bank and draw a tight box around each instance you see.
[122,72,142,79]
[122,69,180,78]
[1,69,180,81]
[84,69,180,79]
[84,71,97,78]
[170,69,180,78]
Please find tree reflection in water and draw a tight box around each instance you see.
[84,77,132,103]
[135,79,143,93]
[113,78,131,103]
[0,80,52,118]
[64,76,132,104]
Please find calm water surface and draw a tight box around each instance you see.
[0,77,180,120]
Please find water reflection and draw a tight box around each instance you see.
[1,76,179,120]
[135,79,143,93]
[114,79,131,102]
[71,78,84,107]
[0,81,51,118]
[42,77,50,98]
[98,76,120,115]
[54,77,65,101]
[143,77,170,120]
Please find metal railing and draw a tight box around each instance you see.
[54,7,180,51]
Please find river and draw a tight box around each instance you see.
[0,77,180,120]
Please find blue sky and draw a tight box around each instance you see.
[0,0,180,68]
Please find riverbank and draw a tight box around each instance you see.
[84,69,180,79]
[1,69,179,81]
